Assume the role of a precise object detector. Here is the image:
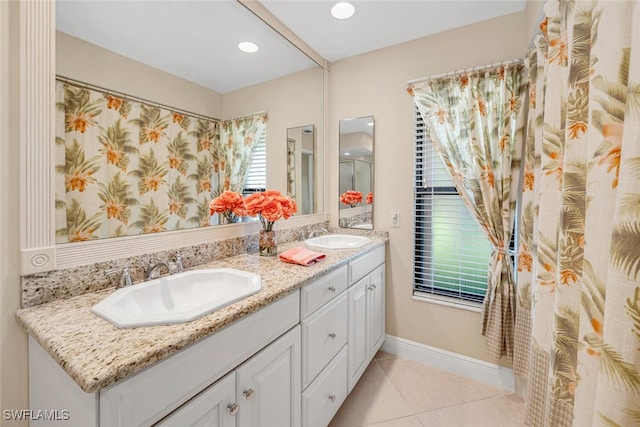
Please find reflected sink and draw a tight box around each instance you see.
[305,234,372,250]
[92,268,262,328]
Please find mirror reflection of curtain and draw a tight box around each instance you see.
[286,138,296,202]
[55,80,218,243]
[213,113,268,195]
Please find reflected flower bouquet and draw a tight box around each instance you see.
[244,190,297,231]
[340,190,363,208]
[209,191,246,223]
[366,192,373,204]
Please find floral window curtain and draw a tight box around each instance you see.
[514,0,640,425]
[54,80,218,242]
[213,113,267,195]
[409,63,527,359]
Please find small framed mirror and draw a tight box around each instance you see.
[286,125,315,215]
[339,116,374,229]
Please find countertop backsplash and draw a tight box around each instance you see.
[20,222,387,309]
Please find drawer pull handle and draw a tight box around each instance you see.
[329,332,337,339]
[228,403,239,416]
[244,388,255,400]
[329,395,336,403]
[328,285,336,292]
[368,285,375,291]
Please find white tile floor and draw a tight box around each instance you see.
[329,351,525,427]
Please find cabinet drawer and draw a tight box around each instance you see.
[301,293,348,388]
[302,346,348,427]
[349,246,385,285]
[300,265,348,318]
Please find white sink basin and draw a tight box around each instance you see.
[305,234,372,250]
[92,268,262,328]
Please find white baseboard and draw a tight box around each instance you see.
[380,334,515,392]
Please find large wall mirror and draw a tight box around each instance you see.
[339,116,374,229]
[18,1,326,274]
[287,125,315,215]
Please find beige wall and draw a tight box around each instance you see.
[525,1,545,48]
[58,31,324,208]
[57,31,224,118]
[223,67,324,208]
[1,1,29,425]
[329,12,526,366]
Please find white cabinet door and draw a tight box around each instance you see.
[236,326,301,427]
[157,372,236,427]
[367,264,385,359]
[347,277,368,393]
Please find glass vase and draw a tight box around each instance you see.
[259,229,277,257]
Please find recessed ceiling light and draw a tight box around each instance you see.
[331,2,355,20]
[238,41,259,53]
[344,152,351,156]
[367,122,373,126]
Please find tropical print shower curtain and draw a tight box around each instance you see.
[55,80,267,242]
[514,0,640,425]
[55,81,217,242]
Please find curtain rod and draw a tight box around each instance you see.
[225,110,267,121]
[56,75,222,122]
[406,58,524,86]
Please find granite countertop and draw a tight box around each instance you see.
[16,237,386,394]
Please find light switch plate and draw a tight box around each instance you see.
[390,211,400,228]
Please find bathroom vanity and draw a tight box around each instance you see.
[18,239,386,427]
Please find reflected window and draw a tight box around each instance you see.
[243,128,266,196]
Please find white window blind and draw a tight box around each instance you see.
[414,108,492,304]
[243,127,266,195]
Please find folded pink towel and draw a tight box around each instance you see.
[279,246,327,266]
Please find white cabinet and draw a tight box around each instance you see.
[29,244,386,427]
[300,267,349,427]
[157,372,236,427]
[367,263,385,358]
[236,326,301,427]
[347,278,367,393]
[159,326,300,427]
[301,346,348,427]
[301,292,348,388]
[347,246,385,393]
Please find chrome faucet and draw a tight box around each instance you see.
[307,228,330,239]
[173,254,185,273]
[147,261,177,280]
[105,265,133,289]
[347,218,364,226]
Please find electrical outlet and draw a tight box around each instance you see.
[390,211,400,228]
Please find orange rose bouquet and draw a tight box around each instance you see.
[244,190,297,231]
[366,192,373,204]
[209,191,246,223]
[340,190,363,208]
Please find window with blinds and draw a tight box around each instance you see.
[242,127,267,195]
[414,108,492,305]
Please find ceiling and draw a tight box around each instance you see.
[56,0,527,94]
[56,0,317,94]
[261,0,527,62]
